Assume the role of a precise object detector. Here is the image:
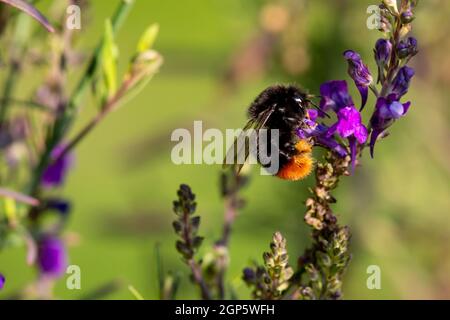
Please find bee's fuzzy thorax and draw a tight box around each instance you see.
[248,84,308,119]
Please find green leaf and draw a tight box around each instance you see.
[136,23,159,53]
[128,285,144,300]
[100,19,119,102]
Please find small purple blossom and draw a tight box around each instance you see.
[375,39,392,66]
[390,66,415,97]
[400,9,414,24]
[369,94,411,157]
[297,116,348,158]
[327,106,368,171]
[41,145,73,188]
[343,50,373,110]
[319,80,354,112]
[37,235,68,277]
[327,106,368,144]
[0,273,5,290]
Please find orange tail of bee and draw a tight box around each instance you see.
[276,140,314,181]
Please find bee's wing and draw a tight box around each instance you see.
[223,106,275,174]
[222,118,256,172]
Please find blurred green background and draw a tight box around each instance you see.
[0,0,449,299]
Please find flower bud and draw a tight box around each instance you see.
[375,39,392,65]
[369,95,411,157]
[242,268,256,282]
[391,66,415,97]
[37,235,68,278]
[382,0,399,14]
[396,37,418,59]
[378,15,392,33]
[41,145,74,188]
[400,10,414,24]
[343,50,373,109]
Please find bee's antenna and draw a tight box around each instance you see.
[308,99,331,118]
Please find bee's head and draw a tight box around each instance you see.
[289,87,311,115]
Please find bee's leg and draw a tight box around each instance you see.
[282,116,298,125]
[279,150,292,160]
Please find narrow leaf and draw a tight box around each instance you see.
[0,0,54,32]
[136,23,159,53]
[101,19,118,101]
[128,285,144,300]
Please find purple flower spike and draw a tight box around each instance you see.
[343,50,373,110]
[37,235,68,278]
[41,145,74,188]
[0,273,5,290]
[390,66,415,97]
[319,80,354,112]
[369,95,411,157]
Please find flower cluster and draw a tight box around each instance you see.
[299,0,418,164]
[243,232,294,299]
[369,0,418,156]
[298,80,368,170]
[172,184,204,260]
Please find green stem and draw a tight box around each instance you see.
[26,0,135,197]
[69,0,135,112]
[52,77,131,165]
[0,62,19,124]
[0,13,32,125]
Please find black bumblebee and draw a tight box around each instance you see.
[224,85,315,180]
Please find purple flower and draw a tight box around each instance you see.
[37,235,68,277]
[396,37,418,59]
[315,80,368,168]
[375,39,392,66]
[46,198,71,217]
[242,268,256,282]
[369,94,411,157]
[343,50,373,110]
[400,9,414,24]
[0,273,5,290]
[327,106,368,144]
[41,145,73,188]
[390,66,415,97]
[319,80,354,112]
[297,109,348,158]
[327,106,368,171]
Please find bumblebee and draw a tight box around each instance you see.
[224,85,315,181]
